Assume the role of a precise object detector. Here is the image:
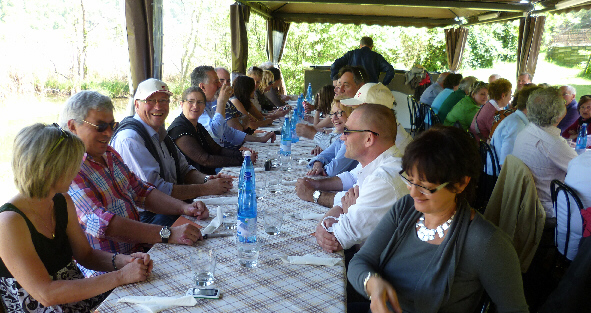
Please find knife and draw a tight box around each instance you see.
[203,233,234,239]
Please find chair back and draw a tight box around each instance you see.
[407,96,439,136]
[551,179,585,260]
[474,141,500,213]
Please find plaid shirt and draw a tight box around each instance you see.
[68,147,154,276]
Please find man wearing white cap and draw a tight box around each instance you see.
[111,78,233,227]
[341,82,413,152]
[296,103,408,253]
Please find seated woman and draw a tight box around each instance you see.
[562,95,591,140]
[0,124,152,312]
[513,87,578,217]
[168,86,245,175]
[430,73,463,114]
[226,76,285,133]
[307,101,357,177]
[246,66,276,112]
[470,78,512,141]
[443,81,488,130]
[437,76,477,122]
[348,125,528,313]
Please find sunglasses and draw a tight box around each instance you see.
[398,170,449,195]
[82,120,119,132]
[343,127,379,136]
[49,123,71,153]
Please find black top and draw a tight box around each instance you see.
[168,113,243,175]
[0,193,73,278]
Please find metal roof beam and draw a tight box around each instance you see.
[236,1,273,19]
[247,0,534,12]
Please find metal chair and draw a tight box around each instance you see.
[551,179,585,261]
[474,141,500,214]
[407,96,439,136]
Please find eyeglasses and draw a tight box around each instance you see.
[82,120,119,132]
[141,99,170,105]
[399,170,449,195]
[184,100,206,106]
[328,110,346,118]
[343,127,379,136]
[49,123,71,154]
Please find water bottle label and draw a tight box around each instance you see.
[280,141,291,154]
[237,217,257,242]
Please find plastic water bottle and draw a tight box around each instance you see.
[279,116,292,171]
[238,151,254,191]
[237,172,258,267]
[575,123,588,154]
[306,83,313,105]
[296,94,305,121]
[290,111,299,144]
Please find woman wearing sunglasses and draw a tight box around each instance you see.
[0,124,152,312]
[348,126,527,313]
[307,100,357,177]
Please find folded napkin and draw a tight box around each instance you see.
[290,212,324,220]
[118,295,197,313]
[254,167,265,173]
[279,254,342,266]
[201,206,223,235]
[197,197,237,205]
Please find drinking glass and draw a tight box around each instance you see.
[222,206,237,229]
[266,178,282,195]
[191,249,216,287]
[264,210,284,235]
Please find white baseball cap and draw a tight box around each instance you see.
[134,78,173,100]
[340,83,395,109]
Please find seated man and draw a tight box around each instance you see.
[61,90,208,277]
[111,78,233,226]
[296,66,369,150]
[295,104,409,252]
[419,72,450,105]
[190,65,275,149]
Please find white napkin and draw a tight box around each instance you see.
[282,180,298,186]
[201,206,223,235]
[279,254,342,266]
[117,295,197,313]
[254,167,265,173]
[197,197,237,205]
[290,212,324,220]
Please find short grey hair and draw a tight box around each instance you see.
[60,91,114,128]
[214,67,229,75]
[13,123,85,198]
[190,65,215,86]
[518,72,533,81]
[458,76,477,91]
[561,85,576,95]
[526,87,565,127]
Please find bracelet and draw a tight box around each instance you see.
[363,272,380,300]
[112,252,119,270]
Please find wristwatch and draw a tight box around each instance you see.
[203,175,210,183]
[160,226,171,243]
[313,190,321,204]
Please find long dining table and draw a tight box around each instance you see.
[95,121,347,312]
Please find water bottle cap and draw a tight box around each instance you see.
[243,150,251,157]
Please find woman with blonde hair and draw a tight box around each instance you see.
[470,78,512,141]
[0,124,152,312]
[444,81,489,131]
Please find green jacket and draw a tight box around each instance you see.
[437,89,467,122]
[443,96,480,130]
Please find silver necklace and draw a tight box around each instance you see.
[415,212,455,242]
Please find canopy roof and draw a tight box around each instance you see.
[236,0,591,27]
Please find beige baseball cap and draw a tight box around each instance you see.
[340,83,395,109]
[134,78,173,100]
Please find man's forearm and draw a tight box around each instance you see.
[318,191,336,208]
[104,214,161,244]
[314,176,343,192]
[146,188,188,213]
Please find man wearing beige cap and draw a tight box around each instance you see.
[341,82,413,152]
[111,78,233,226]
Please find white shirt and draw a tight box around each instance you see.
[331,145,409,249]
[512,123,578,217]
[489,110,529,168]
[565,150,591,209]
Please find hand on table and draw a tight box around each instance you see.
[204,176,233,195]
[311,146,323,156]
[296,124,318,140]
[182,201,209,220]
[118,257,151,284]
[170,223,203,245]
[341,186,359,213]
[295,177,318,202]
[315,222,342,253]
[258,131,276,143]
[129,252,153,272]
[366,276,402,313]
[307,161,327,177]
[239,147,258,163]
